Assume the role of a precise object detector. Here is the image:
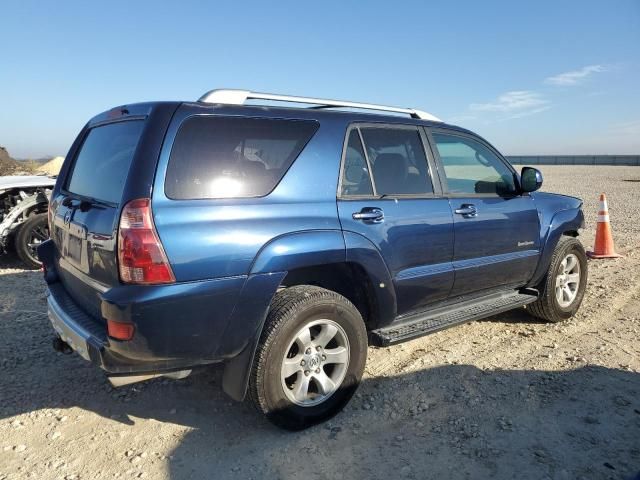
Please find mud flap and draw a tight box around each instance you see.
[220,271,286,401]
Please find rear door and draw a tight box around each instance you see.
[337,123,454,316]
[51,119,145,318]
[428,129,540,297]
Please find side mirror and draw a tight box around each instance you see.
[520,167,543,193]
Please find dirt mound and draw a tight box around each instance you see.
[36,156,64,176]
[0,146,21,175]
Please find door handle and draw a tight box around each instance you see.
[454,204,477,218]
[352,208,384,223]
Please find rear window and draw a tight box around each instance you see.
[66,120,144,204]
[165,116,319,199]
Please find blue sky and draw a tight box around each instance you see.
[1,0,638,158]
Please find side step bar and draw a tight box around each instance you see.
[370,290,538,347]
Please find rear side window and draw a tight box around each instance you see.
[165,116,319,199]
[340,130,373,196]
[66,120,144,204]
[360,127,433,196]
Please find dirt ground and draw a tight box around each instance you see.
[1,165,639,480]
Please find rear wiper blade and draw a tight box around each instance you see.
[78,197,110,211]
[62,195,109,212]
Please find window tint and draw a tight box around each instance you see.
[432,133,517,195]
[166,116,318,199]
[66,120,144,204]
[340,130,373,196]
[359,127,433,196]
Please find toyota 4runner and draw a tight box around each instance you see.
[38,89,587,430]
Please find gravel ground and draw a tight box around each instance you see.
[1,165,639,480]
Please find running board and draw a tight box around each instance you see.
[370,291,538,347]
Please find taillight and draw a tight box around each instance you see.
[117,198,175,285]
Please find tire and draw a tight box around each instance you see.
[528,236,588,323]
[15,212,49,269]
[249,285,367,430]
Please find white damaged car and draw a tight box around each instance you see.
[0,175,55,268]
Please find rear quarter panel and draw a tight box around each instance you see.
[151,104,348,282]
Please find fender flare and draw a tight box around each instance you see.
[342,230,397,326]
[251,229,397,324]
[249,230,346,274]
[223,230,346,400]
[527,207,585,287]
[222,229,398,400]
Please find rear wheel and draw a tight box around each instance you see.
[15,212,49,269]
[249,285,367,430]
[528,236,588,323]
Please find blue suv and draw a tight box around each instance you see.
[39,89,587,429]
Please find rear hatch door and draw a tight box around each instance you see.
[51,119,145,319]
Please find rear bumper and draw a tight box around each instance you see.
[45,275,245,375]
[48,283,105,364]
[39,238,286,388]
[47,282,213,374]
[45,270,285,378]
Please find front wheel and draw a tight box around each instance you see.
[528,236,588,323]
[15,212,49,269]
[249,285,367,430]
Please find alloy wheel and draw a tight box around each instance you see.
[280,319,350,407]
[555,253,581,308]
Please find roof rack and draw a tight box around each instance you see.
[197,89,442,122]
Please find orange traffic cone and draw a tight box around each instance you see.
[587,193,622,259]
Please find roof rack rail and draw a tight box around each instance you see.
[197,89,442,122]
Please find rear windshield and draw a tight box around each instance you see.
[165,116,319,199]
[66,120,144,204]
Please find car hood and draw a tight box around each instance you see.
[531,191,583,210]
[0,175,56,192]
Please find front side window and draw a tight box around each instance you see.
[358,127,433,196]
[432,133,517,195]
[166,116,318,199]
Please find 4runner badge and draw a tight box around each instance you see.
[518,241,534,247]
